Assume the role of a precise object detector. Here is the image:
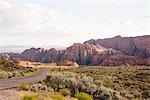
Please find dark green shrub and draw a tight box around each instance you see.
[75,92,93,100]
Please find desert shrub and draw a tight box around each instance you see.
[51,93,65,100]
[0,71,9,79]
[35,93,53,100]
[46,82,59,91]
[102,79,113,88]
[20,83,32,91]
[22,94,36,100]
[94,80,102,86]
[142,90,150,98]
[73,76,98,96]
[52,66,150,99]
[35,94,45,100]
[45,72,77,91]
[124,94,134,99]
[0,71,23,79]
[29,83,54,93]
[0,59,37,79]
[92,86,122,100]
[59,88,71,96]
[0,59,21,71]
[75,92,93,100]
[133,92,141,98]
[44,71,122,99]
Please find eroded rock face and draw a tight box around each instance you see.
[14,35,150,66]
[56,60,79,67]
[0,53,10,60]
[92,52,143,66]
[84,35,150,59]
[59,43,144,66]
[19,48,47,62]
[143,57,150,66]
[0,53,19,60]
[41,48,60,63]
[60,43,108,65]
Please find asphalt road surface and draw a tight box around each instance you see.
[0,68,51,90]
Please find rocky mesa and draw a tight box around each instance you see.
[84,35,150,59]
[3,35,150,66]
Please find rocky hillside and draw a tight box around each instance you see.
[2,35,150,66]
[84,35,150,59]
[0,53,10,60]
[19,48,47,62]
[0,53,19,60]
[59,43,144,66]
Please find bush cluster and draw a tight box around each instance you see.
[44,72,122,100]
[75,92,93,100]
[22,93,66,100]
[51,92,65,100]
[29,83,54,93]
[22,94,36,100]
[19,83,32,91]
[55,66,150,99]
[59,88,71,96]
[0,59,37,79]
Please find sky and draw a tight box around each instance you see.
[0,0,150,47]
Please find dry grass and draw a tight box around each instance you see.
[18,61,78,69]
[0,89,76,100]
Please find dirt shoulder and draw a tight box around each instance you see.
[0,89,30,100]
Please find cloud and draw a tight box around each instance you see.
[0,1,149,46]
[111,20,132,28]
[0,1,75,36]
[142,14,150,19]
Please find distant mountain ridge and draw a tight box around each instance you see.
[0,45,65,53]
[0,35,150,66]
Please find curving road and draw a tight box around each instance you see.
[0,68,51,90]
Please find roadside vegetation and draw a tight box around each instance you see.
[20,70,122,100]
[3,62,149,100]
[52,66,150,99]
[0,59,37,79]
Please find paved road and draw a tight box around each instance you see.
[0,68,51,90]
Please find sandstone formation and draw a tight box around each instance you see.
[92,52,143,66]
[19,48,47,62]
[84,35,150,59]
[143,57,150,66]
[16,60,32,66]
[59,43,108,65]
[56,60,79,67]
[0,53,19,60]
[2,35,149,66]
[0,53,10,60]
[41,48,60,63]
[17,43,147,66]
[59,43,145,66]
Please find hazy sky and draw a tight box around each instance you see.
[0,0,150,47]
